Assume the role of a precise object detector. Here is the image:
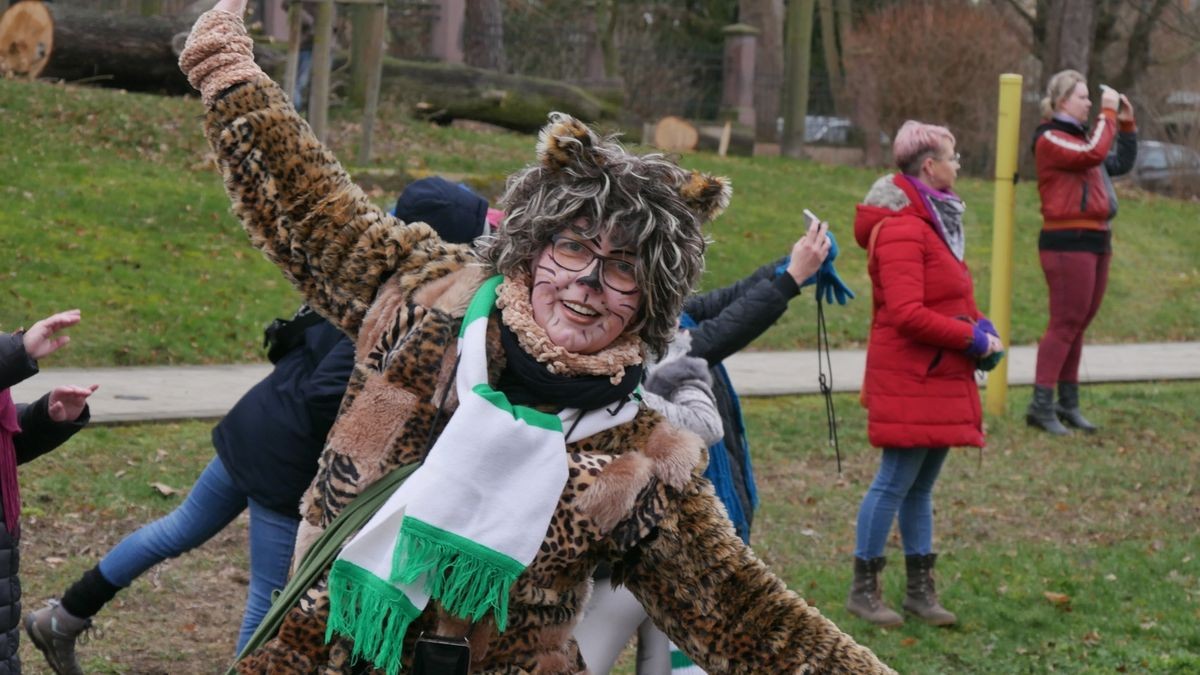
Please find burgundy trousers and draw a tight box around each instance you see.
[1034,250,1112,387]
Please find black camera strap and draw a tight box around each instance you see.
[263,308,324,363]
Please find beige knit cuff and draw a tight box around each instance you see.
[178,10,264,107]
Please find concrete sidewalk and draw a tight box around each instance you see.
[11,342,1200,424]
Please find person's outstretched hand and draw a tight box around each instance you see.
[786,218,831,286]
[213,0,248,15]
[48,384,99,422]
[22,309,81,360]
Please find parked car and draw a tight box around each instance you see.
[1117,140,1200,198]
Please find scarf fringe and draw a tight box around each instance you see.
[392,518,523,631]
[327,560,422,675]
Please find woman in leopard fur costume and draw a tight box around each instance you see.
[178,2,893,673]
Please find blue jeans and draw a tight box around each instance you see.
[97,457,299,653]
[854,447,949,559]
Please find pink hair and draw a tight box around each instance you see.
[893,120,956,175]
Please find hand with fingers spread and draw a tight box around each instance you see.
[48,384,99,423]
[21,309,81,360]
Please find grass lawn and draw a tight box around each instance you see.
[15,381,1199,673]
[2,78,1198,367]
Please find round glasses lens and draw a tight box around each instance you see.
[603,260,638,292]
[552,238,593,270]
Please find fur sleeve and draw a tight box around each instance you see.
[625,478,895,674]
[200,76,464,338]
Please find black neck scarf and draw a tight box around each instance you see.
[496,321,643,410]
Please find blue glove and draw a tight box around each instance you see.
[824,229,840,263]
[777,232,845,292]
[816,259,855,305]
[974,317,1003,370]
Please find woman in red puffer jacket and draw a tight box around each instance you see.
[846,121,1003,629]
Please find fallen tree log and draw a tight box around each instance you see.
[0,0,614,130]
[0,0,279,93]
[382,57,618,132]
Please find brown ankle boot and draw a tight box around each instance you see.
[846,557,903,627]
[902,553,957,626]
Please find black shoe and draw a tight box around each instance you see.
[1056,382,1098,433]
[1026,385,1071,435]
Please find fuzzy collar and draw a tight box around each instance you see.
[496,272,643,383]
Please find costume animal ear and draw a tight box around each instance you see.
[537,112,597,171]
[679,171,732,223]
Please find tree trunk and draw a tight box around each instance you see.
[817,0,844,114]
[598,0,619,80]
[384,57,615,132]
[0,0,280,93]
[463,0,505,71]
[740,0,784,141]
[1042,0,1093,83]
[1107,0,1170,93]
[348,3,373,106]
[781,0,816,158]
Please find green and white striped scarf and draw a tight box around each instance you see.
[327,275,639,675]
[669,640,707,674]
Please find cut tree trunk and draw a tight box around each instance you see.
[387,57,616,132]
[0,0,279,93]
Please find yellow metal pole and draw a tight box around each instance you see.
[986,73,1023,416]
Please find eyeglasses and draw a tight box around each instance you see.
[548,234,640,294]
[945,152,961,164]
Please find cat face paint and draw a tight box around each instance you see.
[530,219,642,355]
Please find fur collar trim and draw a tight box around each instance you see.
[496,272,643,383]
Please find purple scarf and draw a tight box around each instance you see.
[0,389,20,536]
[903,175,966,261]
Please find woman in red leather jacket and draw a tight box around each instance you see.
[1027,70,1137,435]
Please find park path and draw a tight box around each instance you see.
[11,342,1199,424]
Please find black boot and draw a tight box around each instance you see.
[1056,382,1098,433]
[1026,385,1071,435]
[902,553,957,626]
[846,557,903,627]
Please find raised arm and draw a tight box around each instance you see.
[14,389,91,464]
[624,478,895,674]
[1105,98,1138,178]
[0,333,38,391]
[682,257,783,325]
[179,6,468,337]
[1036,109,1118,172]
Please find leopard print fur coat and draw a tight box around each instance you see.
[198,72,891,674]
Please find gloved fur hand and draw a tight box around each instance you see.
[644,355,712,397]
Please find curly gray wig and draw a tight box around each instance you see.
[476,113,731,356]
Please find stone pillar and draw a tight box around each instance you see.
[431,0,465,64]
[721,24,759,127]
